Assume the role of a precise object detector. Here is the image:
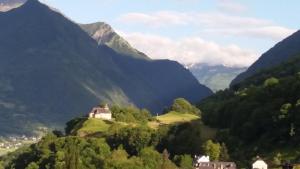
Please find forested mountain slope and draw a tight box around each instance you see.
[199,56,300,165]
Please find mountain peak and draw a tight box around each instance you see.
[22,0,43,8]
[25,0,40,3]
[18,0,54,13]
[80,22,150,60]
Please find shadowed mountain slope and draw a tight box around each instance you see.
[0,0,212,135]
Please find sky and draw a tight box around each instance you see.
[40,0,299,68]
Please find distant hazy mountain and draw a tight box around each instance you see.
[189,64,246,92]
[80,22,150,60]
[0,0,25,11]
[231,30,299,85]
[0,0,212,135]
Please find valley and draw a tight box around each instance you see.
[0,0,299,169]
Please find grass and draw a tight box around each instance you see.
[0,148,9,156]
[0,148,17,156]
[76,118,112,136]
[148,111,217,140]
[156,111,200,124]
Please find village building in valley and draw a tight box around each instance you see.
[193,155,236,169]
[88,104,112,120]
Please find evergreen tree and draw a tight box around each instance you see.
[219,143,230,161]
[64,141,80,169]
[161,149,178,169]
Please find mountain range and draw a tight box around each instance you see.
[0,0,212,135]
[189,64,246,92]
[80,22,246,92]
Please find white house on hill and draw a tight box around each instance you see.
[252,159,268,169]
[88,104,112,120]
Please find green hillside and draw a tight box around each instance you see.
[73,119,113,137]
[68,111,216,142]
[199,55,300,166]
[0,99,222,169]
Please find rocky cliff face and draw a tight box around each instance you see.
[80,22,150,60]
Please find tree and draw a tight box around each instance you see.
[169,98,200,115]
[107,125,155,155]
[104,147,144,169]
[0,161,4,169]
[64,139,81,169]
[87,138,111,158]
[279,103,292,120]
[272,153,282,166]
[158,122,203,155]
[264,77,279,87]
[54,151,66,169]
[174,154,193,169]
[65,118,84,135]
[111,105,152,123]
[272,153,283,169]
[219,143,230,161]
[140,147,163,169]
[25,162,39,169]
[161,149,178,169]
[202,140,221,161]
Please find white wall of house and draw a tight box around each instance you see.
[94,113,112,120]
[253,160,268,169]
[197,156,210,163]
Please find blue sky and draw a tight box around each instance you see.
[42,0,299,68]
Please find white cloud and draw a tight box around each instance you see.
[205,26,296,41]
[118,11,295,41]
[118,11,268,28]
[0,3,23,12]
[117,31,258,67]
[118,11,189,28]
[217,0,248,14]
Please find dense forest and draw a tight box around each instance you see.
[199,55,300,166]
[0,99,228,169]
